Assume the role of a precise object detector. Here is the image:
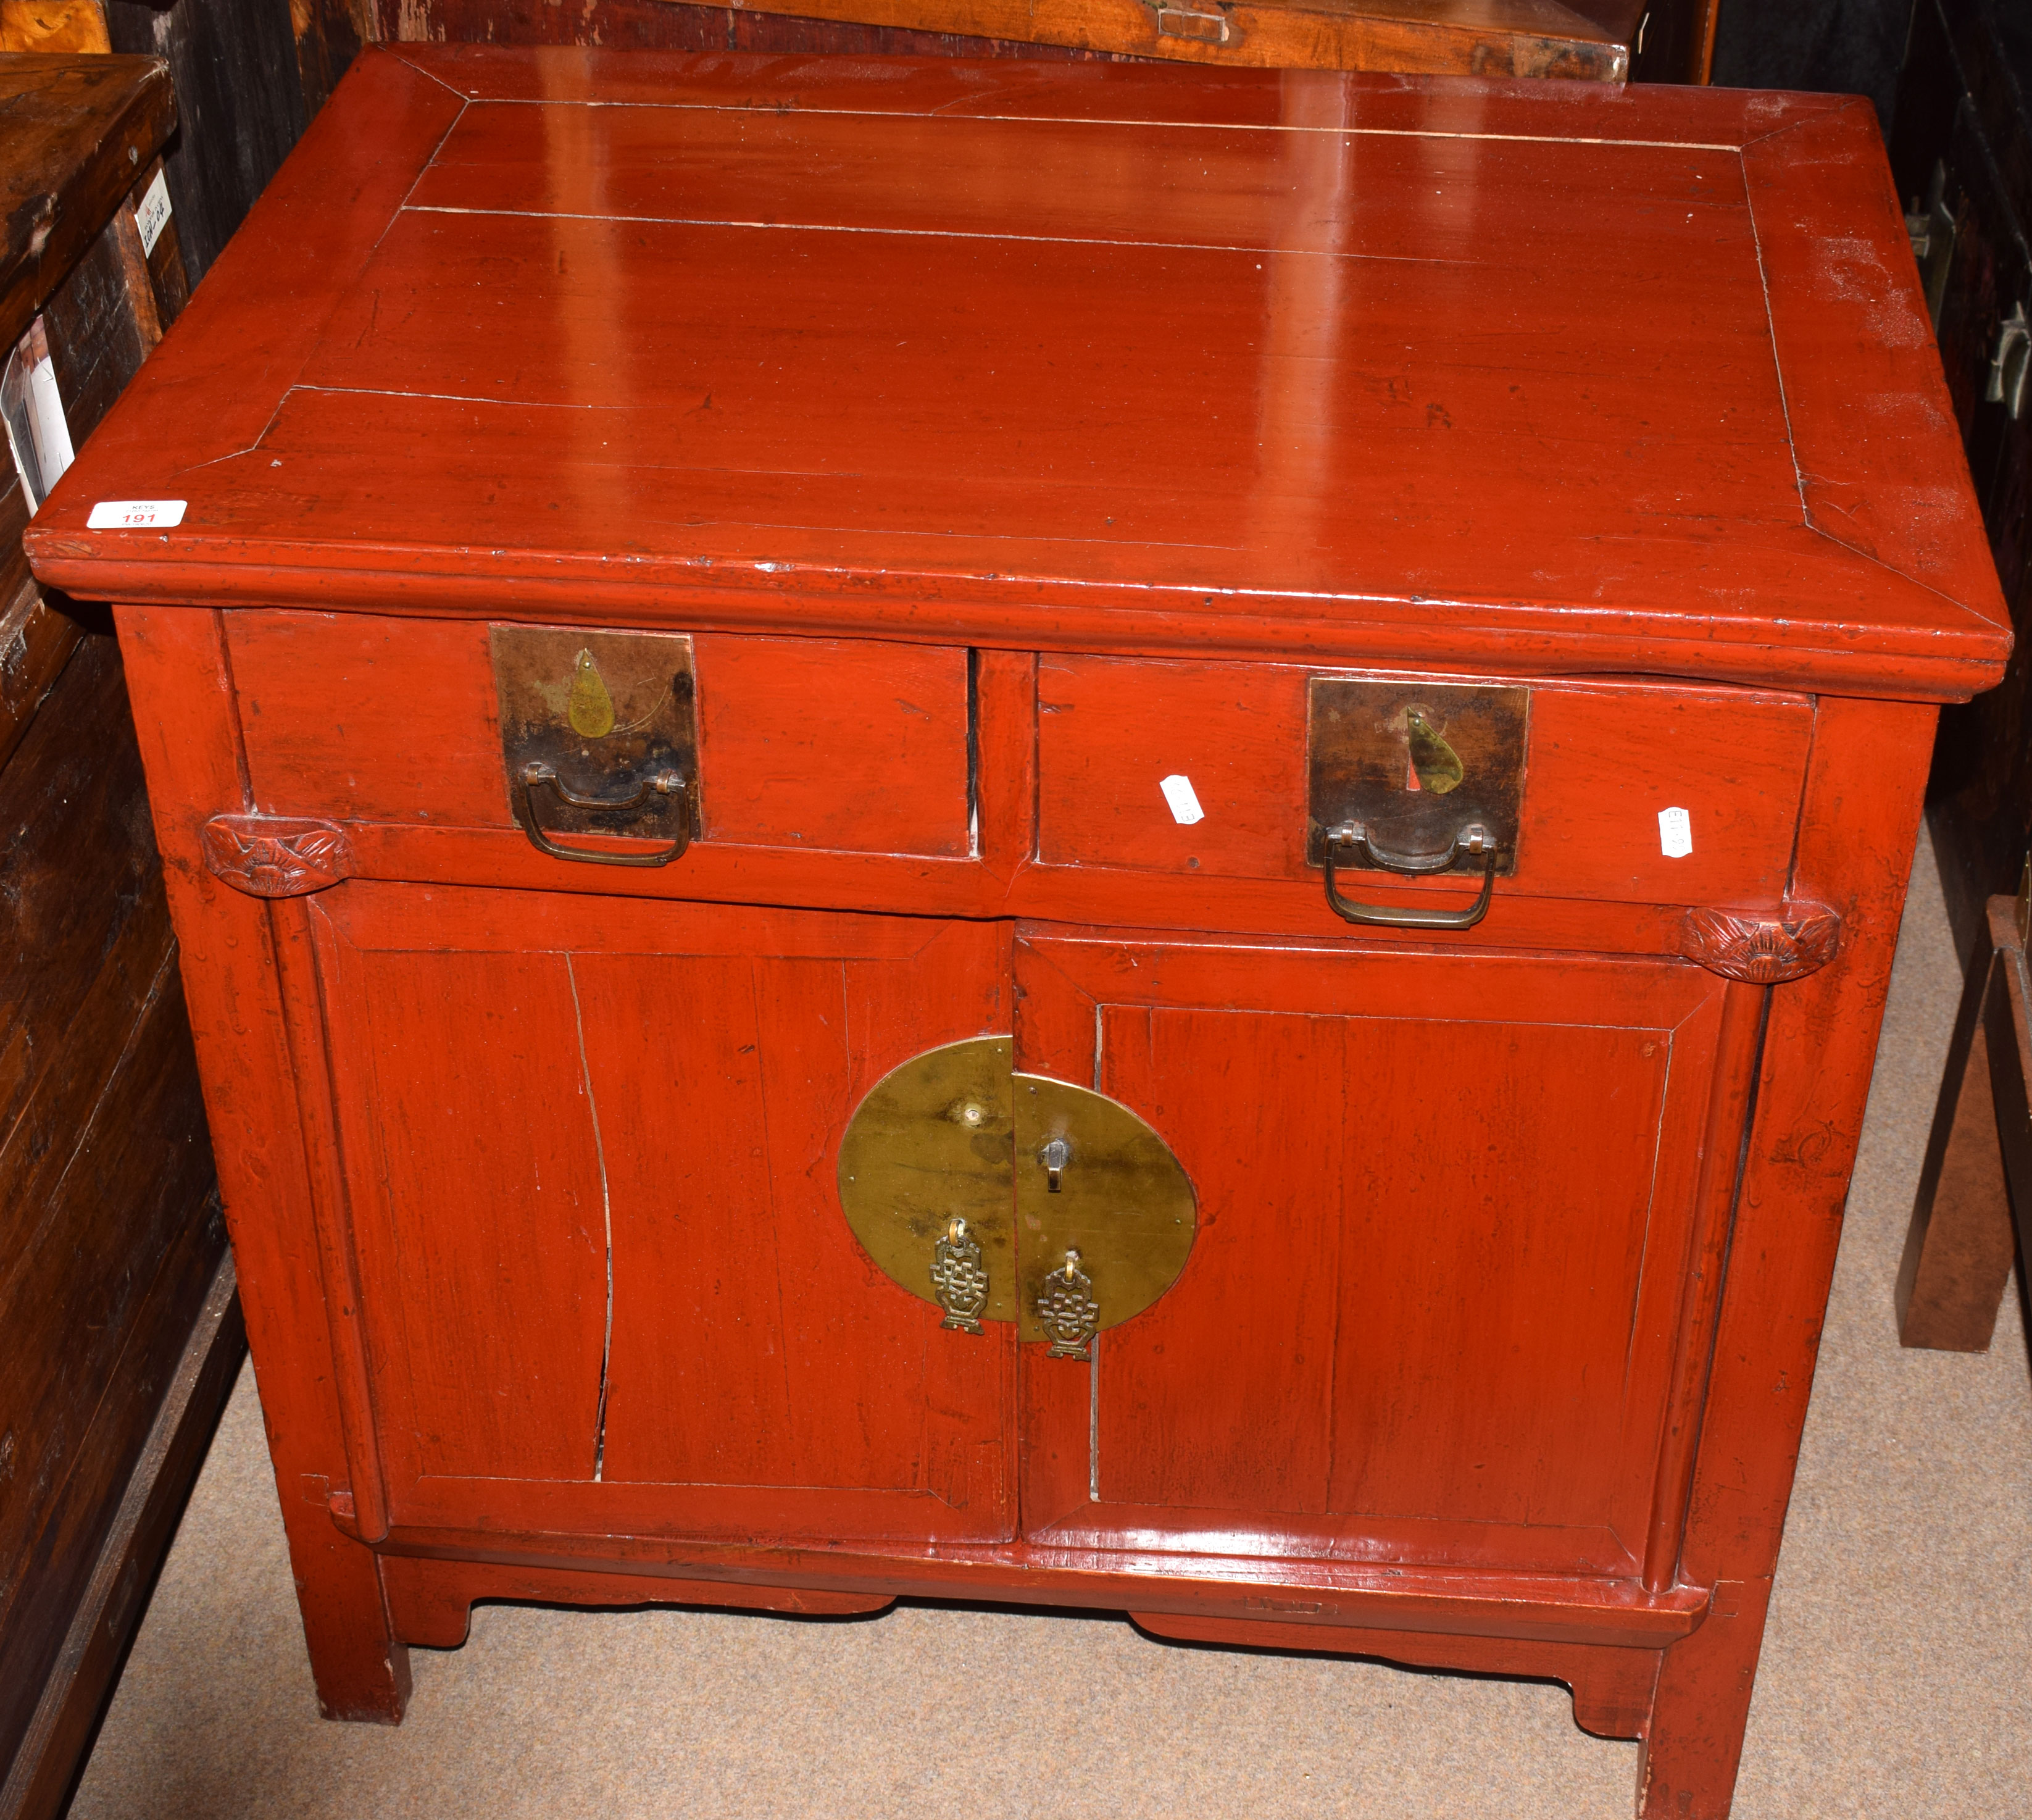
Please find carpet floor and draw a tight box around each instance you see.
[67,830,2032,1819]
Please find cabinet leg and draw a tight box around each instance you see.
[1634,1578,1770,1820]
[272,1491,410,1722]
[1898,953,2017,1350]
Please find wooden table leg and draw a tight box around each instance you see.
[1984,903,2032,1278]
[1899,898,2020,1350]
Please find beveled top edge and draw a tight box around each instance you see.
[22,48,2010,701]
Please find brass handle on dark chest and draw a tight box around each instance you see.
[1322,822,1497,930]
[517,762,693,867]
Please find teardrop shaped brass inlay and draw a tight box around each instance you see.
[567,648,618,738]
[1404,707,1464,795]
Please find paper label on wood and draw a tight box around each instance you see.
[135,169,172,257]
[1159,774,1205,825]
[88,499,186,529]
[1658,806,1693,858]
[4,321,75,510]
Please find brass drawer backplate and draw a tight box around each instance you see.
[491,625,699,840]
[1306,677,1530,875]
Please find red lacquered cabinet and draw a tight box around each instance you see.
[23,46,2010,1818]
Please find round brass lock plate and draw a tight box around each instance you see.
[837,1036,1017,1324]
[836,1037,1197,1339]
[1012,1072,1196,1343]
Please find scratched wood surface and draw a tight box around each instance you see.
[0,54,170,346]
[25,46,2009,701]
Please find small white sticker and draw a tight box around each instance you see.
[88,498,186,529]
[25,354,73,487]
[135,169,172,257]
[1159,774,1205,825]
[1658,806,1693,859]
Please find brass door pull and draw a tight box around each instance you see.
[930,1217,989,1334]
[1323,822,1497,930]
[518,762,693,867]
[1038,1249,1100,1361]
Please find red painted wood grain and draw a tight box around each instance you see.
[56,51,1997,1819]
[1035,654,1813,908]
[227,610,972,858]
[1012,930,1736,1577]
[25,50,2008,699]
[314,885,1015,1543]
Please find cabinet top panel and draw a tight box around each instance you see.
[25,46,2010,699]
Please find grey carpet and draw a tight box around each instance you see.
[69,830,2032,1819]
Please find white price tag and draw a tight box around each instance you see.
[88,498,186,529]
[135,169,172,257]
[1159,774,1205,825]
[1658,806,1693,859]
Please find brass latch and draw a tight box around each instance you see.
[835,1037,1197,1357]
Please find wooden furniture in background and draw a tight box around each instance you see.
[1899,884,2031,1350]
[0,52,236,1820]
[27,47,2001,1820]
[1889,0,2032,962]
[0,2,110,53]
[285,0,1719,132]
[301,0,1716,83]
[92,0,1722,299]
[1884,0,2032,1348]
[102,0,306,283]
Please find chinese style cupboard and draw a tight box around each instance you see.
[25,46,2008,1819]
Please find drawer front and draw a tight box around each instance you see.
[1036,656,1814,909]
[227,611,972,861]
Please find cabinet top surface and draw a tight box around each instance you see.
[23,45,2010,698]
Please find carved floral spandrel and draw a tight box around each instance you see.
[1680,904,1841,983]
[200,815,354,898]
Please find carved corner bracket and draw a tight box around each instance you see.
[1680,903,1841,983]
[201,814,355,898]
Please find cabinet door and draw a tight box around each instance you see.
[307,883,1014,1545]
[1014,930,1752,1578]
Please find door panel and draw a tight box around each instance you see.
[313,885,1014,1544]
[1014,931,1744,1577]
[320,940,609,1485]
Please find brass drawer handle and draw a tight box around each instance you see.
[517,762,693,867]
[1322,822,1497,930]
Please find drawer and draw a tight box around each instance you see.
[1035,656,1815,909]
[226,611,972,861]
